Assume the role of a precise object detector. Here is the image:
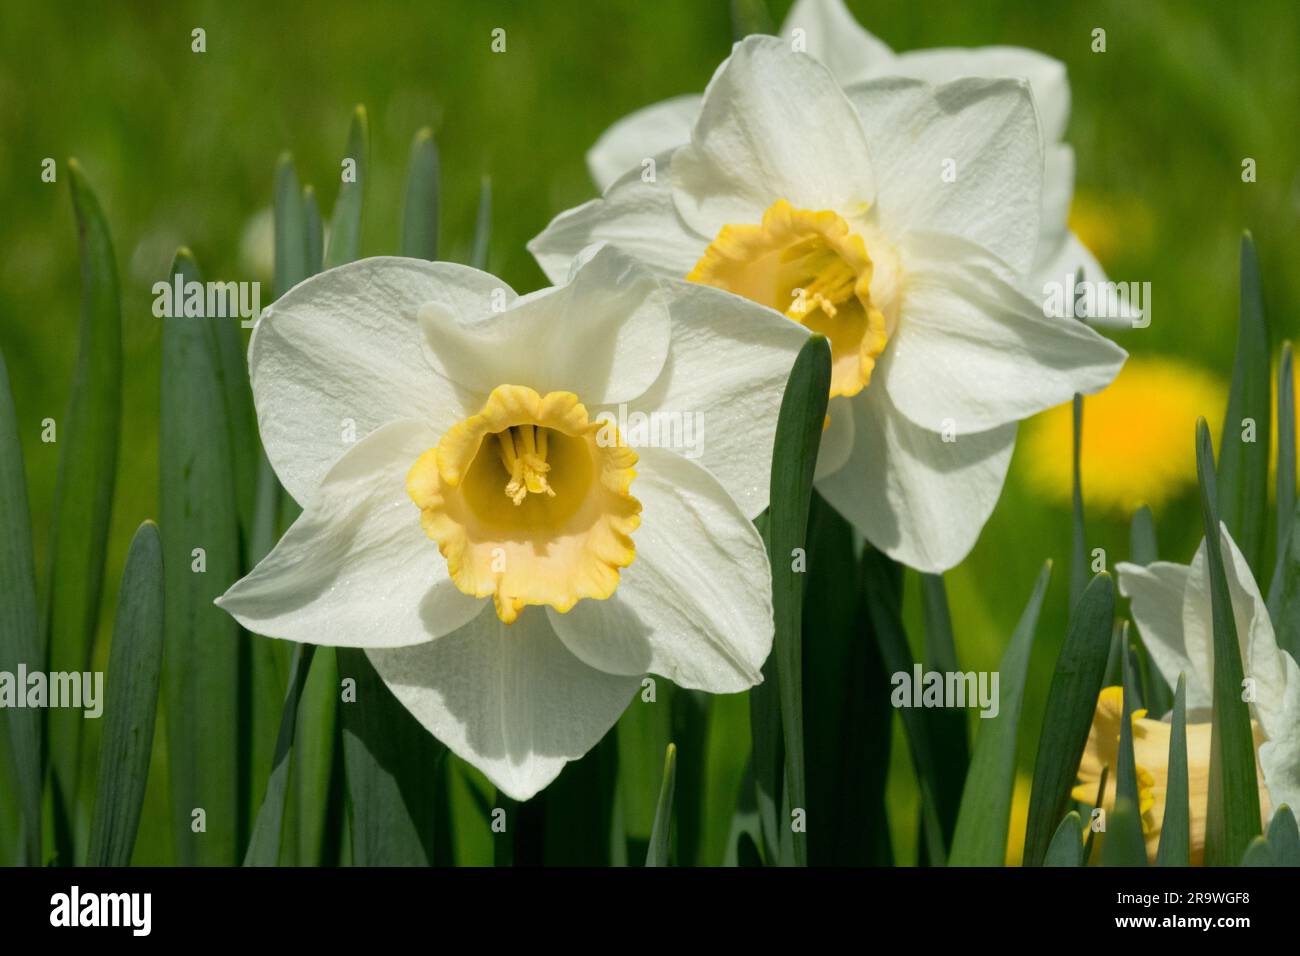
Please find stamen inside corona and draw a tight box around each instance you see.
[496,424,556,504]
[407,385,641,624]
[687,198,888,399]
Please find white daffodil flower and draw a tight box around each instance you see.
[215,245,808,800]
[1114,523,1300,858]
[530,37,1126,572]
[585,0,1102,304]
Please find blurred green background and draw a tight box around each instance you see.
[1,0,1297,864]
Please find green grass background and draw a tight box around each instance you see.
[1,0,1297,864]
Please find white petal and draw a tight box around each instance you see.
[1212,525,1300,809]
[1180,525,1300,807]
[887,45,1071,144]
[1258,653,1300,816]
[1038,230,1106,287]
[1033,233,1130,330]
[1180,525,1276,720]
[528,151,708,286]
[616,278,809,518]
[778,0,895,85]
[1180,540,1217,715]
[1035,144,1075,273]
[216,419,483,647]
[671,36,876,240]
[815,384,1016,573]
[1217,525,1290,739]
[367,604,638,801]
[815,395,856,481]
[548,446,772,692]
[587,95,702,192]
[1030,144,1127,328]
[846,76,1043,274]
[1115,560,1210,711]
[250,257,500,504]
[421,245,671,406]
[880,238,1127,432]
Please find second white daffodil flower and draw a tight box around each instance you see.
[530,36,1126,572]
[216,245,807,799]
[1111,523,1300,861]
[585,0,1102,298]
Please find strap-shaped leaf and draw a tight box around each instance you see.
[160,249,242,865]
[0,348,41,864]
[1196,418,1264,865]
[919,573,968,853]
[208,225,280,846]
[541,735,618,864]
[431,758,492,865]
[324,106,368,268]
[949,562,1051,866]
[1156,675,1190,866]
[803,494,883,864]
[400,128,440,260]
[1266,498,1300,662]
[1129,506,1159,566]
[1102,643,1147,866]
[1043,812,1084,867]
[855,552,898,865]
[45,161,123,857]
[1266,805,1300,865]
[1126,507,1173,714]
[863,549,947,865]
[1216,233,1270,579]
[1023,573,1115,866]
[337,648,442,865]
[87,522,164,866]
[764,334,830,866]
[246,155,319,857]
[1239,836,1275,866]
[243,644,316,866]
[747,626,782,864]
[272,154,309,299]
[1102,799,1149,868]
[667,689,708,866]
[617,681,677,859]
[287,648,343,865]
[646,744,677,867]
[1082,766,1109,864]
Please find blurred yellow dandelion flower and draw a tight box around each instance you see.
[1020,356,1226,513]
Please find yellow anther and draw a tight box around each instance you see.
[497,426,557,505]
